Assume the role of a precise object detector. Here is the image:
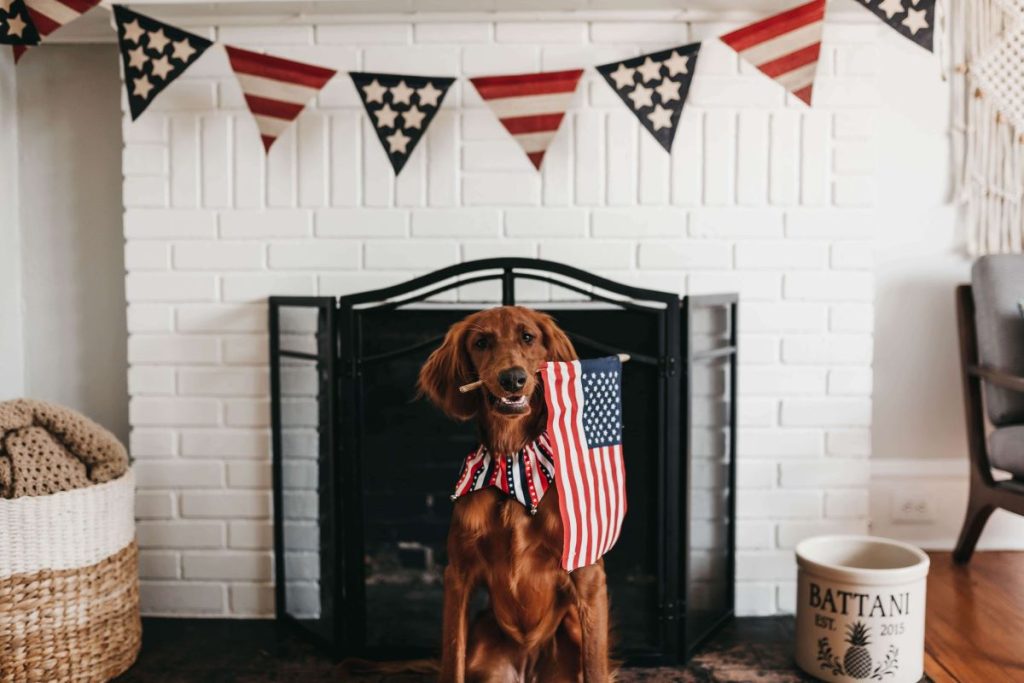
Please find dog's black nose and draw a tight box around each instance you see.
[498,366,528,392]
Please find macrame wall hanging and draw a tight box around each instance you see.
[952,0,1024,255]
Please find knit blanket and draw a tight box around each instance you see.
[0,399,129,499]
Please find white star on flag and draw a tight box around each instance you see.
[374,103,399,128]
[878,0,905,18]
[150,55,173,80]
[362,79,387,104]
[6,14,25,37]
[387,128,411,153]
[133,74,154,99]
[901,7,928,34]
[390,80,414,105]
[663,51,690,76]
[402,106,426,129]
[127,45,148,69]
[627,83,653,109]
[608,62,636,89]
[147,28,170,52]
[654,78,681,102]
[636,56,663,82]
[171,38,195,62]
[647,104,673,131]
[416,82,443,107]
[122,19,144,44]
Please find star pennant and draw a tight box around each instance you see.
[350,71,454,174]
[226,45,337,152]
[0,0,40,45]
[721,0,825,106]
[851,0,935,52]
[113,6,212,121]
[597,43,700,153]
[11,0,99,61]
[470,69,583,170]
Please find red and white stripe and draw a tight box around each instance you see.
[469,69,583,170]
[225,45,336,152]
[720,0,825,105]
[12,0,100,62]
[542,361,626,572]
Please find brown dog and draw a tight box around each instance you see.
[418,306,612,683]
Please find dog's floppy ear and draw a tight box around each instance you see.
[536,312,577,362]
[418,320,478,421]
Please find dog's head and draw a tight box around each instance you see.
[417,306,576,424]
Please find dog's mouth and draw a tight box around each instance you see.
[487,390,531,416]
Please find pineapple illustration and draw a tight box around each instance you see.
[843,621,873,679]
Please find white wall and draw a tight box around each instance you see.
[13,45,130,443]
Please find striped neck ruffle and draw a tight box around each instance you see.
[450,434,556,514]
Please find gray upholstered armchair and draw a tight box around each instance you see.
[954,255,1024,563]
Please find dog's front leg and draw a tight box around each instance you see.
[570,561,610,683]
[440,564,471,683]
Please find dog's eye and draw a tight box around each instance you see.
[522,332,535,344]
[474,338,489,350]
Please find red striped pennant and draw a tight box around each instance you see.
[720,0,826,106]
[11,0,99,62]
[225,45,336,152]
[469,69,583,170]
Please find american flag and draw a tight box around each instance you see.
[541,356,626,572]
[720,0,825,106]
[11,0,98,61]
[469,69,583,170]
[225,45,336,152]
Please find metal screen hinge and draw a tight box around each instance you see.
[659,356,677,378]
[659,600,678,621]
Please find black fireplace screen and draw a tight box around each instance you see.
[269,258,737,665]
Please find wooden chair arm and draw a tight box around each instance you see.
[969,365,1024,393]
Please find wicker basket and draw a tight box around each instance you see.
[0,469,140,682]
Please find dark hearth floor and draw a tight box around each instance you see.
[114,616,854,682]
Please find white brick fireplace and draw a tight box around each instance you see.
[122,9,880,617]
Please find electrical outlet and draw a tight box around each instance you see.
[890,493,935,523]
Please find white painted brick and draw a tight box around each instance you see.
[124,145,168,176]
[429,110,459,206]
[834,111,875,140]
[574,111,603,205]
[463,172,541,205]
[736,110,769,205]
[827,429,872,457]
[689,209,784,238]
[691,77,784,109]
[125,176,169,208]
[129,336,219,364]
[637,241,731,270]
[736,335,779,364]
[592,209,686,237]
[181,429,269,458]
[230,584,275,615]
[329,112,360,206]
[496,22,586,43]
[738,492,821,520]
[541,241,632,269]
[317,23,411,44]
[736,241,828,269]
[781,398,872,427]
[737,521,774,550]
[769,111,800,206]
[828,368,872,396]
[638,132,670,205]
[786,210,874,239]
[130,430,177,458]
[178,369,268,397]
[812,78,879,108]
[590,22,688,44]
[220,25,313,45]
[737,460,776,489]
[740,368,826,396]
[834,176,877,207]
[221,275,316,301]
[124,115,167,144]
[173,242,264,270]
[229,521,273,550]
[137,521,225,550]
[364,46,462,75]
[834,141,875,175]
[703,111,734,205]
[462,241,537,260]
[297,115,329,208]
[606,111,638,206]
[672,107,702,205]
[150,81,216,113]
[227,461,272,488]
[689,272,781,301]
[740,398,778,428]
[505,209,586,237]
[140,581,226,614]
[225,399,270,427]
[129,367,176,395]
[830,241,874,272]
[319,272,409,296]
[778,520,867,549]
[126,274,217,303]
[801,112,830,206]
[736,583,776,616]
[183,552,273,580]
[780,460,870,488]
[181,491,271,519]
[830,304,874,332]
[415,22,490,43]
[782,335,873,365]
[315,210,407,238]
[741,303,827,333]
[136,492,175,519]
[233,115,264,209]
[543,116,572,206]
[220,210,312,238]
[412,209,501,237]
[785,272,873,301]
[364,241,459,269]
[825,490,870,518]
[268,242,361,269]
[131,398,221,427]
[125,210,217,239]
[736,552,797,581]
[176,305,265,333]
[138,550,180,579]
[136,460,223,489]
[222,335,266,365]
[739,429,823,458]
[127,305,173,332]
[201,116,231,208]
[125,243,170,270]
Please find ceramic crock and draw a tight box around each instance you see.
[795,535,929,683]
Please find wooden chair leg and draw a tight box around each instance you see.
[953,492,995,564]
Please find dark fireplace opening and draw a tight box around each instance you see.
[269,258,737,666]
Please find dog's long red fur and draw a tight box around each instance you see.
[416,306,612,683]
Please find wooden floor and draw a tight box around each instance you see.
[925,551,1024,682]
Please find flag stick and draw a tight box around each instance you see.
[457,353,630,394]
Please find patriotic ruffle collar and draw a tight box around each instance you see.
[450,433,556,514]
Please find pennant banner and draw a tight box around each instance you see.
[0,0,40,45]
[113,6,213,121]
[597,43,701,154]
[12,0,100,61]
[470,69,584,170]
[720,0,826,105]
[350,71,455,174]
[226,45,336,152]
[852,0,935,52]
